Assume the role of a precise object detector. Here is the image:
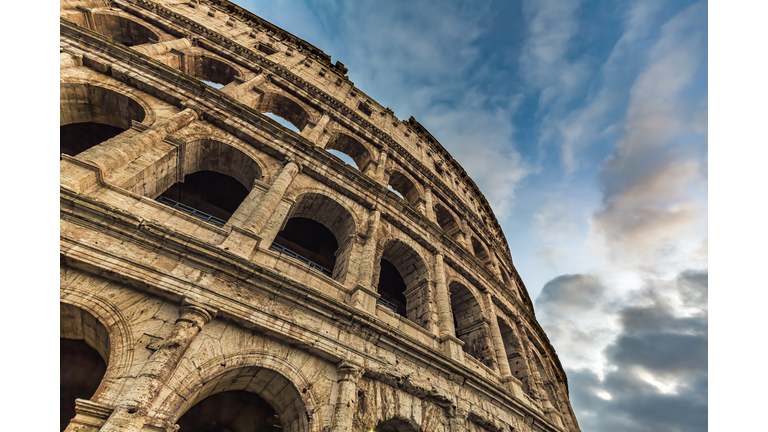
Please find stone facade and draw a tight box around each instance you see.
[59,1,581,431]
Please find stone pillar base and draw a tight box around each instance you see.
[439,334,466,362]
[219,226,262,259]
[350,284,380,315]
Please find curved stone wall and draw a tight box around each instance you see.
[59,1,580,431]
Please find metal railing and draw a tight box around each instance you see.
[377,297,399,314]
[270,242,333,277]
[156,196,227,227]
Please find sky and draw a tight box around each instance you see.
[227,0,709,430]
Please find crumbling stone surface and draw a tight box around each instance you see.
[59,1,580,431]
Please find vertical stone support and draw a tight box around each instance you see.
[434,253,464,360]
[374,146,388,185]
[483,292,512,379]
[100,299,216,432]
[461,218,473,254]
[350,210,381,315]
[330,362,364,432]
[424,187,436,223]
[131,38,192,58]
[243,160,300,236]
[60,51,82,69]
[302,113,331,144]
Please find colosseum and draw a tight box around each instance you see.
[59,1,582,431]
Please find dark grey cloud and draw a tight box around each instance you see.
[545,269,708,432]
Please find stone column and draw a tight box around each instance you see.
[424,187,436,223]
[78,108,198,175]
[483,292,512,379]
[350,210,382,314]
[461,218,473,254]
[374,146,388,185]
[433,253,454,337]
[60,51,82,69]
[242,160,300,236]
[131,38,192,58]
[302,113,331,145]
[100,299,216,432]
[330,362,364,432]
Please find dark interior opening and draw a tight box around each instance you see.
[376,259,407,315]
[176,390,281,432]
[60,122,126,157]
[159,170,249,221]
[273,217,338,272]
[61,339,107,431]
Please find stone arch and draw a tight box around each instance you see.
[471,236,492,266]
[374,416,423,432]
[496,313,535,397]
[388,169,422,207]
[274,191,359,283]
[60,82,151,129]
[186,53,243,86]
[254,92,313,133]
[183,139,264,191]
[325,132,373,172]
[90,11,161,46]
[59,285,134,406]
[154,139,265,223]
[433,202,461,238]
[372,236,431,329]
[448,281,496,369]
[156,351,317,432]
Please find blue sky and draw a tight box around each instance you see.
[231,1,708,430]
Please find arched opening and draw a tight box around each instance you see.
[174,367,307,432]
[273,217,338,276]
[388,171,421,207]
[60,303,110,431]
[532,351,562,412]
[325,133,372,172]
[272,193,357,282]
[471,237,492,266]
[499,265,511,286]
[449,282,496,369]
[158,171,249,225]
[60,83,146,156]
[254,93,311,133]
[188,55,240,86]
[374,418,421,432]
[434,203,461,238]
[374,240,430,329]
[91,13,159,46]
[498,318,535,397]
[176,391,281,431]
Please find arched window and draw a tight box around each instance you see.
[388,171,421,207]
[373,418,421,432]
[272,193,356,282]
[449,282,496,369]
[497,317,535,397]
[471,237,492,267]
[60,303,110,431]
[174,367,307,432]
[325,133,372,172]
[91,13,159,46]
[156,140,263,225]
[158,171,249,225]
[187,54,240,87]
[373,239,429,329]
[434,203,462,238]
[60,83,146,157]
[254,93,311,133]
